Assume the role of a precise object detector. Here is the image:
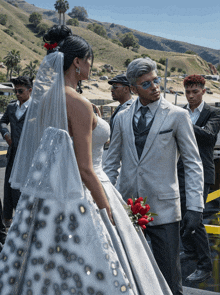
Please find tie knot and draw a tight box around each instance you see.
[141,106,148,116]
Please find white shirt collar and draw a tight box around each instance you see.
[16,97,32,109]
[186,100,204,113]
[136,97,161,116]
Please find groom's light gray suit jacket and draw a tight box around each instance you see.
[104,97,204,226]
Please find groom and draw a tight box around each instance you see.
[104,57,204,295]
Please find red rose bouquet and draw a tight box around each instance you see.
[124,197,157,229]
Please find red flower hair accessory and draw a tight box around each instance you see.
[125,196,157,230]
[44,42,58,50]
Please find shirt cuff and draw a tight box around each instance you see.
[186,206,203,213]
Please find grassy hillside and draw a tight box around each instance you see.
[0,0,217,79]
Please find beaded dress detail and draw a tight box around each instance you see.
[0,120,172,295]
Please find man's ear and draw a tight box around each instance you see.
[130,85,138,94]
[202,88,206,95]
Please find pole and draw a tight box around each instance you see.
[164,58,168,98]
[175,92,178,105]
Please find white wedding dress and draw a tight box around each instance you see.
[0,119,172,295]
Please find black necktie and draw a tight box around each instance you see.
[137,106,148,133]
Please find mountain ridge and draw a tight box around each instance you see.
[3,0,220,66]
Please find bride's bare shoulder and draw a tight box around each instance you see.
[65,86,92,114]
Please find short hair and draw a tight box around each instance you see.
[126,57,157,86]
[183,75,205,89]
[11,76,33,89]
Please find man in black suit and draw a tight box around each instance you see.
[178,74,220,283]
[0,76,33,228]
[108,74,134,139]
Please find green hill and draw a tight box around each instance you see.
[0,0,218,78]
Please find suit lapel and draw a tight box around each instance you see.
[183,102,210,127]
[139,98,170,162]
[124,101,139,162]
[195,102,210,127]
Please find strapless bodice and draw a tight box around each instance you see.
[92,116,110,181]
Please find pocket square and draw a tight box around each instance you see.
[159,129,173,134]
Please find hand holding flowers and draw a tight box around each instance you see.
[125,197,157,229]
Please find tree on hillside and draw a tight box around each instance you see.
[120,32,139,50]
[3,50,21,80]
[216,64,220,72]
[37,23,50,35]
[185,50,197,55]
[29,12,42,27]
[87,23,107,38]
[66,18,79,26]
[13,64,22,76]
[68,6,88,21]
[0,14,7,26]
[22,62,37,78]
[54,0,69,25]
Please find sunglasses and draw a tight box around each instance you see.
[14,89,25,94]
[136,77,161,90]
[111,85,126,90]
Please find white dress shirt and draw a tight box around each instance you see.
[15,97,32,120]
[186,100,204,124]
[133,97,161,126]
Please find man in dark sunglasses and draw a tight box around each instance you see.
[0,76,33,230]
[108,74,134,139]
[104,57,204,295]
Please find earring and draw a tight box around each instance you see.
[76,67,80,75]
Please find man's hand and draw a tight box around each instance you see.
[180,210,203,238]
[4,133,12,146]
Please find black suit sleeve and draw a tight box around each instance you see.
[194,108,220,146]
[0,106,10,138]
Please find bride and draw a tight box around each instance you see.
[0,25,172,295]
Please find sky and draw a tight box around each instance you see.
[26,0,220,50]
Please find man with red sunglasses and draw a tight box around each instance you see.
[0,76,33,230]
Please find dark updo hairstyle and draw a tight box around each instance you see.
[43,25,93,72]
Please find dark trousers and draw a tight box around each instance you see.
[3,152,21,220]
[144,222,183,295]
[179,182,212,271]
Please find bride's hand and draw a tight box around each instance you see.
[106,206,115,226]
[92,104,101,117]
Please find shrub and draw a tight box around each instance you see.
[87,23,107,38]
[185,50,196,55]
[36,23,49,35]
[141,53,151,58]
[0,14,7,25]
[167,71,171,77]
[178,68,182,72]
[91,67,97,72]
[111,39,122,47]
[124,58,131,67]
[4,29,14,37]
[66,18,79,26]
[159,58,166,65]
[157,64,162,70]
[29,12,42,27]
[170,67,176,72]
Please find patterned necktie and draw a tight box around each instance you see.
[137,106,149,133]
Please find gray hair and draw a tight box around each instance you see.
[126,57,157,86]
